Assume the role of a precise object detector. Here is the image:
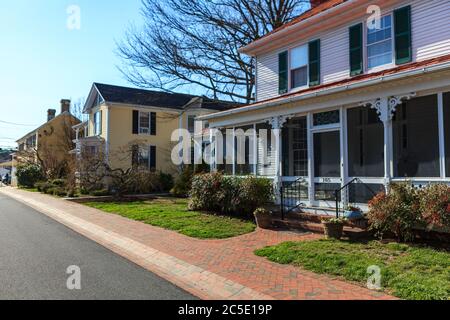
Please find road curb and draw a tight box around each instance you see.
[0,188,273,300]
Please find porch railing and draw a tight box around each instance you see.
[280,178,308,220]
[334,178,377,218]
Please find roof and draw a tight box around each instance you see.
[16,112,81,143]
[91,83,239,112]
[240,0,347,54]
[201,54,450,120]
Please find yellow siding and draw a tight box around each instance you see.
[107,105,180,174]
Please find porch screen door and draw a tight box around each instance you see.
[313,130,341,204]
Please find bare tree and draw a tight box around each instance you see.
[117,0,309,103]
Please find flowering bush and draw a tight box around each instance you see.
[367,183,421,242]
[189,173,273,218]
[419,184,450,228]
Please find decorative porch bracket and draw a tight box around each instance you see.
[266,114,296,204]
[361,93,416,191]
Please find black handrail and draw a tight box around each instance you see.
[334,178,377,218]
[280,178,307,220]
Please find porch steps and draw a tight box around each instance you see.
[272,213,370,240]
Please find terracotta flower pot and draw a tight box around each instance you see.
[322,222,344,239]
[254,210,272,229]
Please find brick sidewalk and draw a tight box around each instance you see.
[0,187,396,300]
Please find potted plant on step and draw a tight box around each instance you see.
[321,217,347,240]
[253,208,273,229]
[343,204,363,220]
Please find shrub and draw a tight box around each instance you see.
[89,189,111,197]
[419,184,450,229]
[158,172,174,192]
[171,166,194,197]
[35,181,53,193]
[52,187,68,197]
[189,173,273,218]
[368,183,421,242]
[16,164,44,188]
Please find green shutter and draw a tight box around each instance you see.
[349,23,363,76]
[309,39,321,87]
[278,51,288,94]
[394,5,412,65]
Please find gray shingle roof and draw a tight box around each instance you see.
[94,83,239,111]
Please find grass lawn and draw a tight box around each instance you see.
[84,198,256,239]
[19,187,39,193]
[255,239,450,300]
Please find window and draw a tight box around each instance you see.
[282,117,308,177]
[290,45,308,89]
[393,94,440,177]
[94,111,102,136]
[132,145,156,170]
[347,107,384,177]
[139,112,150,134]
[367,15,393,69]
[139,147,150,168]
[188,115,196,134]
[313,110,340,126]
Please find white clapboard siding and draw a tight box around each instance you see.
[412,0,450,61]
[255,0,450,103]
[256,53,280,101]
[257,138,276,176]
[321,25,350,84]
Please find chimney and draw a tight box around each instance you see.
[60,99,71,114]
[310,0,328,8]
[47,109,56,122]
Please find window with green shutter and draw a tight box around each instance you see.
[309,39,321,86]
[349,23,363,76]
[278,51,288,94]
[394,5,412,65]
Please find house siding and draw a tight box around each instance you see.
[412,0,450,62]
[255,0,450,102]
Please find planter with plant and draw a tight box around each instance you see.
[321,217,347,239]
[253,208,273,229]
[343,204,363,220]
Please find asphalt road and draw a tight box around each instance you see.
[0,192,196,300]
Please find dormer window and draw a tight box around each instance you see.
[367,15,393,69]
[290,45,309,89]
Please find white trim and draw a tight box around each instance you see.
[438,92,447,178]
[307,113,314,204]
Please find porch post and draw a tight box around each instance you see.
[232,127,236,176]
[365,93,416,193]
[307,113,314,205]
[438,92,447,178]
[268,115,292,204]
[253,123,258,176]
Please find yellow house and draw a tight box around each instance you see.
[13,100,81,185]
[74,83,237,175]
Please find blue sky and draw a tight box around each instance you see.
[0,0,143,148]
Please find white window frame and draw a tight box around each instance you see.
[365,13,395,72]
[138,111,152,135]
[289,44,309,92]
[94,111,101,136]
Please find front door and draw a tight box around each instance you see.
[313,130,342,207]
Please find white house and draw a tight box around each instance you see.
[200,0,450,214]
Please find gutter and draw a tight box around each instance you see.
[199,61,450,121]
[240,0,359,55]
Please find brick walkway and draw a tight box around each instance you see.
[0,187,396,300]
